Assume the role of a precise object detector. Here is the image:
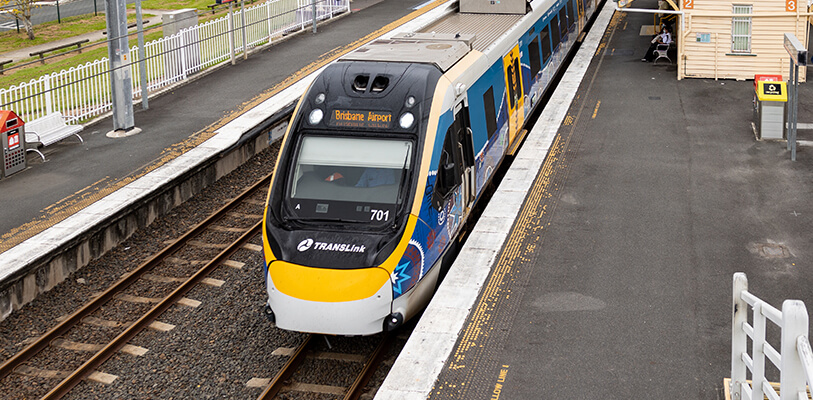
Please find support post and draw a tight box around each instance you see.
[105,0,136,134]
[241,0,247,60]
[780,300,809,400]
[312,0,316,34]
[135,0,148,110]
[731,272,748,400]
[228,2,236,65]
[786,60,793,151]
[783,33,807,161]
[786,61,799,160]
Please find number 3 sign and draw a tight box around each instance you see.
[787,0,797,12]
[683,0,693,9]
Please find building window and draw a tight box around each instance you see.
[731,4,752,53]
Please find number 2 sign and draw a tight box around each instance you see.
[683,0,693,9]
[787,0,797,12]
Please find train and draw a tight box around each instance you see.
[262,0,600,335]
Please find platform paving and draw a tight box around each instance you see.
[379,1,813,399]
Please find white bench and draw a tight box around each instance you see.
[24,112,84,161]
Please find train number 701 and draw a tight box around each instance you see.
[370,209,390,221]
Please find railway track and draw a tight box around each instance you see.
[257,333,396,400]
[0,172,274,399]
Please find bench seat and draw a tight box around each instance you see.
[24,112,84,161]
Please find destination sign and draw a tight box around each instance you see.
[329,110,392,129]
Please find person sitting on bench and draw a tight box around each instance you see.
[641,25,672,62]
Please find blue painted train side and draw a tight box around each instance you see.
[388,0,598,321]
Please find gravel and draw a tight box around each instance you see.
[0,140,410,399]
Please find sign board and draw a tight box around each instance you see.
[784,33,807,66]
[328,110,393,129]
[756,81,788,102]
[7,129,18,150]
[683,0,693,9]
[786,0,797,12]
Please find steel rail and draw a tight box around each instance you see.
[257,334,316,400]
[342,334,394,400]
[41,220,264,399]
[0,172,272,381]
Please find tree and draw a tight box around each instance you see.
[0,0,40,40]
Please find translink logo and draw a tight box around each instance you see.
[296,238,365,253]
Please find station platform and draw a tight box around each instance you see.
[378,2,813,399]
[0,0,456,317]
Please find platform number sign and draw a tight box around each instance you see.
[7,129,19,151]
[683,0,693,9]
[787,0,796,12]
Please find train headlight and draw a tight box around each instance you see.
[405,95,416,108]
[308,109,324,125]
[399,112,415,129]
[315,93,325,104]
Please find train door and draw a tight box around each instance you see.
[575,0,584,29]
[452,100,475,212]
[503,44,524,148]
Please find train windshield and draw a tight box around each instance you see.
[286,135,413,225]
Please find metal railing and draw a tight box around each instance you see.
[731,272,813,400]
[0,0,349,124]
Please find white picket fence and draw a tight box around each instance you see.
[0,0,349,124]
[731,272,813,400]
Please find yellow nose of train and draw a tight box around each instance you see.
[265,260,394,335]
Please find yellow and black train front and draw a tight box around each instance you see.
[262,59,443,335]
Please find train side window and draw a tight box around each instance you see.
[528,35,541,76]
[559,8,568,37]
[433,132,461,209]
[483,87,498,140]
[540,26,552,64]
[550,15,561,50]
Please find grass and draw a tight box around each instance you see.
[0,0,261,88]
[0,29,165,88]
[0,13,153,54]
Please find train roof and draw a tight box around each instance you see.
[340,32,475,72]
[419,12,524,52]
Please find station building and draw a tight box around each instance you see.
[652,0,810,81]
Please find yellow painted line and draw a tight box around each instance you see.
[0,0,450,255]
[490,365,509,399]
[592,100,601,118]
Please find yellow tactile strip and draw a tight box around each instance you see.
[0,0,449,255]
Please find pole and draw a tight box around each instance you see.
[786,58,793,151]
[312,0,316,34]
[94,0,98,16]
[135,0,148,110]
[105,0,135,132]
[56,0,61,23]
[228,2,236,65]
[240,0,247,60]
[791,64,799,161]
